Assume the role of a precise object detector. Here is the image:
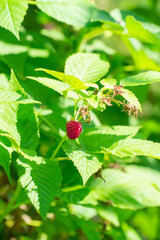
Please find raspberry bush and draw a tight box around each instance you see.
[0,0,160,239]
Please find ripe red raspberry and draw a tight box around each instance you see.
[66,121,82,140]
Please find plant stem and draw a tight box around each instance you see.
[54,157,70,162]
[0,182,21,223]
[77,28,106,52]
[50,134,67,160]
[77,116,83,121]
[74,101,78,119]
[28,1,37,5]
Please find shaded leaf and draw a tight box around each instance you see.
[91,9,123,31]
[0,140,12,182]
[76,217,101,240]
[17,104,39,150]
[17,156,62,217]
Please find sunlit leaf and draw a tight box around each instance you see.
[120,71,160,86]
[63,143,103,185]
[36,69,87,91]
[65,53,110,83]
[0,0,28,39]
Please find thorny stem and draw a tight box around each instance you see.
[50,134,67,160]
[0,182,22,223]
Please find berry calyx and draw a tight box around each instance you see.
[66,121,82,140]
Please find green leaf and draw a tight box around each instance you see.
[28,77,69,93]
[58,186,90,205]
[120,71,160,86]
[9,69,26,96]
[122,38,160,71]
[121,88,142,112]
[0,90,21,104]
[106,138,160,158]
[28,77,79,100]
[122,222,142,240]
[0,74,9,89]
[125,165,160,189]
[70,204,97,220]
[17,105,39,150]
[65,53,110,83]
[91,9,123,31]
[36,0,96,28]
[0,0,28,39]
[100,78,117,89]
[36,69,87,91]
[75,218,101,240]
[80,126,140,152]
[0,90,40,105]
[83,166,160,209]
[17,156,62,217]
[7,70,40,104]
[0,140,12,182]
[97,206,120,227]
[126,16,160,44]
[63,143,103,185]
[0,104,20,145]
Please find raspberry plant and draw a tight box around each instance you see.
[0,0,160,239]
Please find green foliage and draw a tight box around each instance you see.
[80,126,140,151]
[0,0,28,39]
[120,88,142,112]
[65,53,110,83]
[126,16,160,44]
[36,0,96,28]
[0,140,12,182]
[121,71,160,86]
[0,0,160,239]
[106,138,160,158]
[17,156,61,217]
[36,68,88,90]
[63,142,103,184]
[83,165,160,209]
[75,217,101,240]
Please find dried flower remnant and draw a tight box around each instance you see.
[101,97,112,106]
[122,101,139,118]
[78,106,92,123]
[113,85,124,97]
